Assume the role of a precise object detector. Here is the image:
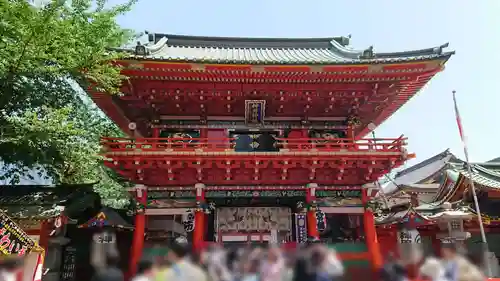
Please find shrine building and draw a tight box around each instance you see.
[92,33,454,274]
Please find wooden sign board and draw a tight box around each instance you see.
[0,212,36,256]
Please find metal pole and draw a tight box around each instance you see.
[463,157,487,244]
[453,90,491,276]
[453,90,487,244]
[463,154,492,276]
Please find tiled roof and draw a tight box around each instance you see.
[459,165,500,189]
[1,206,62,219]
[434,163,500,204]
[0,184,96,218]
[394,149,455,178]
[120,33,454,65]
[375,204,468,225]
[380,150,457,194]
[78,207,133,229]
[486,157,500,163]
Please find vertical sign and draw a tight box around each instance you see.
[0,212,35,255]
[182,210,195,232]
[295,214,307,243]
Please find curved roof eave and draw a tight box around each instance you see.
[378,152,455,195]
[329,41,454,60]
[376,43,453,59]
[375,206,435,225]
[146,36,168,53]
[328,38,362,59]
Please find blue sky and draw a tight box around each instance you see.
[113,0,499,167]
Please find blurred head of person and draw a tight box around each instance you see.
[136,259,154,277]
[243,258,260,275]
[441,243,458,260]
[0,255,25,281]
[267,246,282,263]
[0,255,24,273]
[310,247,326,266]
[167,241,189,263]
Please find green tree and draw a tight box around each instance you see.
[0,0,137,208]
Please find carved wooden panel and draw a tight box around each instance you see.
[217,207,291,232]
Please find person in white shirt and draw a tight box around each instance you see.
[157,242,207,281]
[419,257,446,281]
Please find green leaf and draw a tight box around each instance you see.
[0,0,137,208]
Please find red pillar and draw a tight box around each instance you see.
[129,185,147,277]
[362,188,383,270]
[346,125,354,140]
[200,128,208,138]
[38,220,50,254]
[152,128,160,138]
[306,183,319,239]
[346,125,356,150]
[193,183,205,251]
[431,232,441,256]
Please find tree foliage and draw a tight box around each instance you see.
[0,0,137,208]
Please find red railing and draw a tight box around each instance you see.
[281,137,406,152]
[101,136,407,153]
[102,138,235,152]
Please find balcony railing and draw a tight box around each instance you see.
[101,136,407,153]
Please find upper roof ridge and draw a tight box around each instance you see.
[147,33,350,49]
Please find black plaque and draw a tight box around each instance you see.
[60,246,76,281]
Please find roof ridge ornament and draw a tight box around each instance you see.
[361,46,375,59]
[134,41,147,56]
[334,35,351,47]
[433,42,450,55]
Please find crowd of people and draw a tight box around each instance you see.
[125,241,345,281]
[85,240,346,281]
[0,240,489,281]
[90,241,487,281]
[381,243,486,281]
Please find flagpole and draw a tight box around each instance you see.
[453,90,490,275]
[452,90,487,243]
